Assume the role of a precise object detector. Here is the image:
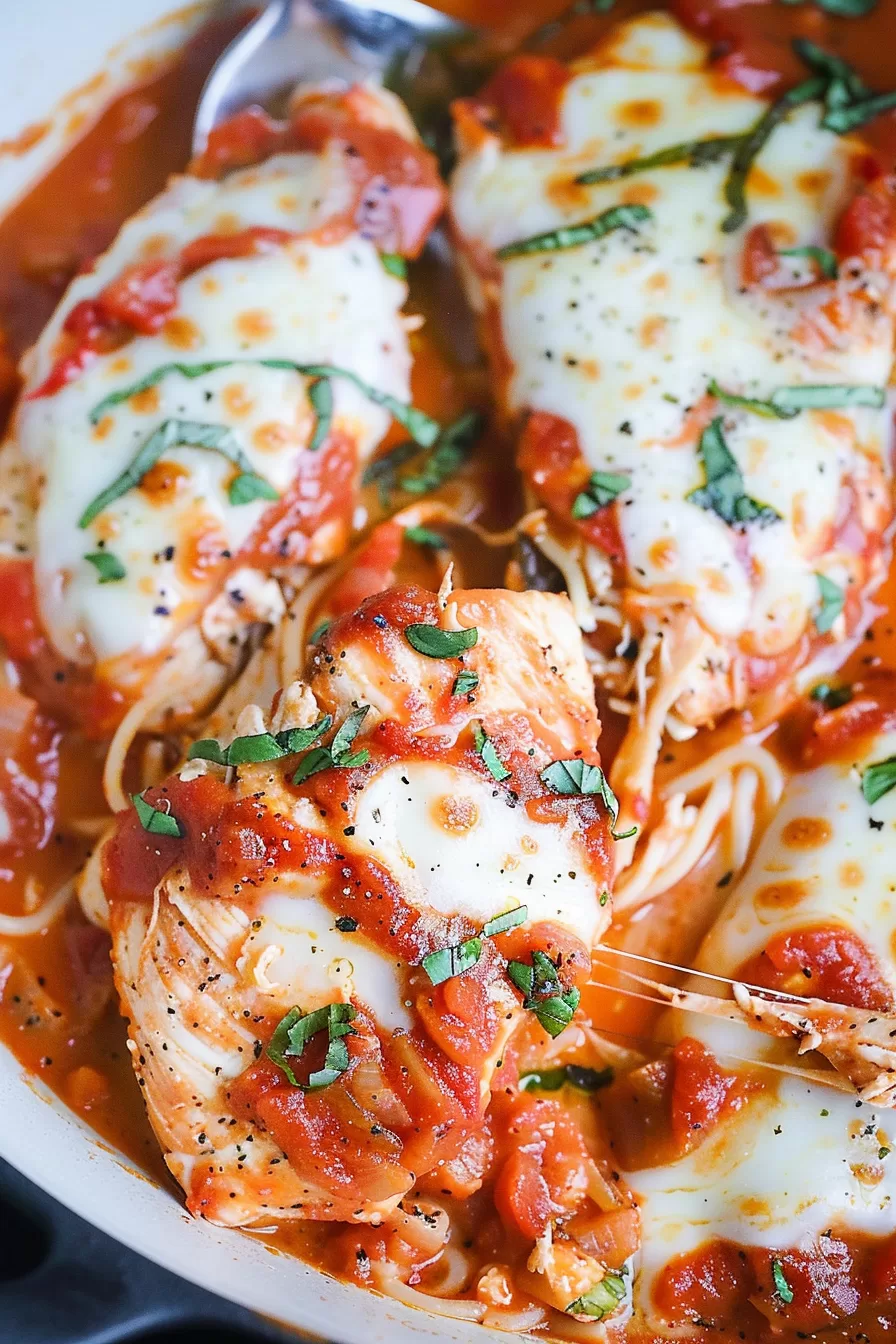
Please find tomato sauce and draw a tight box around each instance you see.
[4,0,896,1338]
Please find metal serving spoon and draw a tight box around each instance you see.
[193,0,472,154]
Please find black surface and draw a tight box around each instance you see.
[0,1157,298,1343]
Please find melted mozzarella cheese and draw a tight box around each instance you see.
[629,1077,896,1313]
[350,760,606,943]
[15,152,410,670]
[451,14,894,646]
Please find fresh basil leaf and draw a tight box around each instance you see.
[708,379,785,419]
[405,623,478,658]
[482,906,528,937]
[276,716,333,754]
[381,252,407,278]
[404,525,446,548]
[79,418,278,527]
[362,440,420,508]
[508,951,580,1039]
[792,38,870,102]
[778,245,839,279]
[772,1259,794,1306]
[862,755,896,804]
[472,721,512,783]
[266,1006,303,1086]
[308,619,331,645]
[723,76,827,233]
[228,472,280,505]
[187,738,227,765]
[576,135,741,186]
[508,960,535,998]
[421,936,483,985]
[540,758,635,840]
[770,384,885,415]
[520,1063,614,1093]
[267,1002,357,1090]
[292,746,335,784]
[85,550,126,583]
[823,88,896,133]
[400,411,483,495]
[687,417,781,528]
[331,706,370,761]
[452,669,479,697]
[337,748,370,769]
[534,988,581,1038]
[224,732,287,766]
[567,1272,627,1319]
[307,377,333,453]
[132,791,183,838]
[88,360,236,424]
[497,204,652,260]
[814,573,845,634]
[810,681,852,709]
[571,470,631,520]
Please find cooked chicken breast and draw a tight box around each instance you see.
[100,584,617,1226]
[0,84,442,732]
[450,12,896,827]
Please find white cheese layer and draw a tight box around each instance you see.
[15,152,410,670]
[451,13,894,646]
[628,1076,896,1315]
[349,760,606,944]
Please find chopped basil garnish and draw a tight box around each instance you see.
[576,135,741,186]
[722,75,827,233]
[520,1063,614,1093]
[308,619,331,645]
[78,418,278,528]
[381,252,407,279]
[792,0,876,16]
[810,681,852,709]
[823,88,896,133]
[307,377,333,453]
[266,1001,357,1089]
[709,379,883,420]
[567,1272,627,1320]
[422,936,483,985]
[687,417,781,528]
[508,950,581,1039]
[793,38,870,103]
[862,755,896,805]
[405,525,446,549]
[187,717,332,768]
[497,204,652,260]
[452,669,479,697]
[814,574,845,634]
[772,1259,794,1306]
[132,791,183,837]
[292,707,370,783]
[85,550,126,583]
[571,469,631,520]
[401,411,484,496]
[472,721,511,783]
[362,440,420,508]
[88,359,441,448]
[405,622,478,659]
[778,245,839,279]
[540,758,635,841]
[708,379,783,419]
[482,906,528,937]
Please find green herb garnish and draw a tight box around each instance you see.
[772,1259,794,1306]
[723,75,827,233]
[482,906,528,937]
[824,88,896,132]
[308,619,331,645]
[187,717,332,768]
[520,1063,614,1093]
[576,136,741,186]
[810,681,853,709]
[362,440,420,509]
[687,417,781,528]
[814,574,845,634]
[709,379,883,419]
[400,410,484,495]
[497,204,652,260]
[292,706,371,783]
[88,359,441,447]
[793,38,871,103]
[85,551,126,583]
[132,791,183,838]
[472,721,511,783]
[405,525,446,548]
[778,245,839,279]
[421,937,483,985]
[228,471,280,504]
[452,669,479,697]
[571,470,631,520]
[405,622,478,659]
[508,950,582,1039]
[267,1002,357,1089]
[78,418,279,528]
[381,253,407,278]
[307,377,333,453]
[540,758,636,840]
[566,1272,627,1319]
[862,755,896,805]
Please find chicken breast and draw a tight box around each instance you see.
[100,584,617,1226]
[450,12,896,828]
[0,84,443,733]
